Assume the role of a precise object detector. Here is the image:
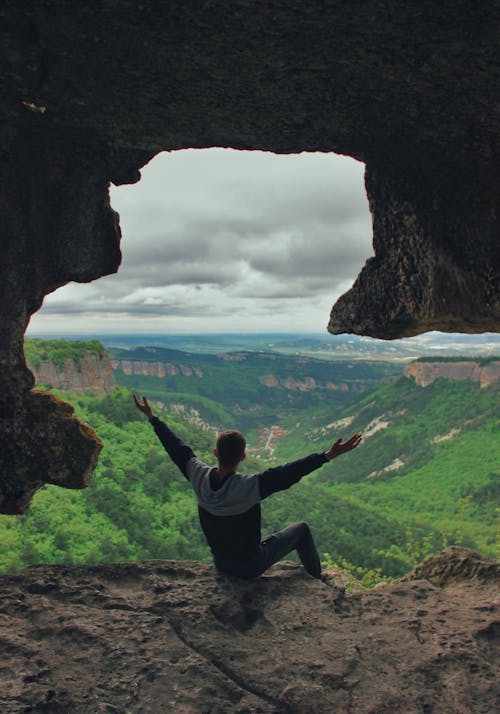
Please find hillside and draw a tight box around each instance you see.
[274,376,499,559]
[278,376,499,480]
[1,549,498,713]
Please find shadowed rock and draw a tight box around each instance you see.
[0,391,102,515]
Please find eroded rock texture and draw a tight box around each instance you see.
[1,1,499,502]
[0,548,498,713]
[0,129,128,511]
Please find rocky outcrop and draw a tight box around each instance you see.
[259,375,349,392]
[1,2,499,506]
[328,164,499,339]
[404,360,500,388]
[0,391,102,515]
[29,352,115,397]
[112,360,203,379]
[400,546,499,586]
[259,375,280,388]
[326,382,349,392]
[0,547,497,713]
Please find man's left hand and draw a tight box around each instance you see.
[324,433,362,460]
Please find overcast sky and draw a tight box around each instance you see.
[28,149,373,334]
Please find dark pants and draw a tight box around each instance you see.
[215,521,322,580]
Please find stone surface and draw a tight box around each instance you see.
[0,548,498,713]
[1,1,499,501]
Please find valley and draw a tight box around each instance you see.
[6,336,498,584]
[108,343,401,437]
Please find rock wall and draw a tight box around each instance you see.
[0,547,497,713]
[29,352,115,397]
[258,374,349,392]
[405,360,500,388]
[111,360,203,379]
[1,1,499,507]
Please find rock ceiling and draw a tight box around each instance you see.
[1,1,498,504]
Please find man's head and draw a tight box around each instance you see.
[214,429,246,468]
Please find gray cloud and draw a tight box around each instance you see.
[30,149,372,333]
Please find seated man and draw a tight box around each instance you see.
[134,394,361,580]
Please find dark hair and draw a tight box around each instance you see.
[216,430,246,467]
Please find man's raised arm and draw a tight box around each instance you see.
[258,433,362,499]
[133,394,195,479]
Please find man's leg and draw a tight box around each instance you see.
[259,521,322,578]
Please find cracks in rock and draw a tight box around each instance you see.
[46,590,286,710]
[152,605,288,711]
[8,573,358,712]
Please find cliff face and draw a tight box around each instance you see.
[0,547,497,713]
[114,359,356,392]
[259,374,349,392]
[1,1,499,508]
[405,360,500,388]
[29,352,115,397]
[111,359,203,379]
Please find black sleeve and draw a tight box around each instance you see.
[257,452,328,499]
[150,416,196,479]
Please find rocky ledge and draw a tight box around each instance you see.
[0,547,498,713]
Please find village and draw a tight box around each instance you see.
[251,425,288,460]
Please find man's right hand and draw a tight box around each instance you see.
[133,394,153,420]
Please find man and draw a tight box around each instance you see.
[134,394,362,580]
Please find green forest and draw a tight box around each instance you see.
[2,340,498,586]
[25,338,104,369]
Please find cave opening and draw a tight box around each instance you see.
[7,150,499,577]
[1,8,497,697]
[27,149,372,338]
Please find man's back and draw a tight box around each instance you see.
[187,457,262,560]
[149,416,328,562]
